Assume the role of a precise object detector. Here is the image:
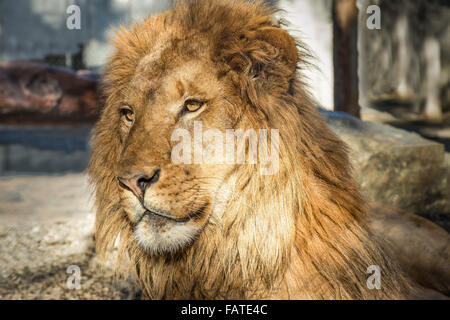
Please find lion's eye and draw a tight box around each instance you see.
[121,108,134,123]
[184,100,204,113]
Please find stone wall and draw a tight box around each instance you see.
[0,0,172,70]
[0,125,91,174]
[358,0,450,114]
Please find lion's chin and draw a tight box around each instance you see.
[134,213,200,255]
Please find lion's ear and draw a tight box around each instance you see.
[219,25,298,85]
[250,26,298,75]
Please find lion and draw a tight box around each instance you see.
[88,0,448,299]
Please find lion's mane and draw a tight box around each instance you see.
[89,0,414,299]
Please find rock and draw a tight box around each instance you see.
[0,60,103,123]
[320,109,450,218]
[424,153,450,229]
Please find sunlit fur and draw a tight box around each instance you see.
[88,0,416,299]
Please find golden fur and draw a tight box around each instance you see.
[89,0,417,299]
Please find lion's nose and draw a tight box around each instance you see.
[117,168,161,200]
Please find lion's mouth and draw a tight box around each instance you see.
[142,209,190,223]
[138,202,209,224]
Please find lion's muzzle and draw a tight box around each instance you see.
[117,167,161,201]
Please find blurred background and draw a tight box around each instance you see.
[0,0,449,299]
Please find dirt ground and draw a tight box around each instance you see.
[0,174,139,300]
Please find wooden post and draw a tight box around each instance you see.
[333,0,360,118]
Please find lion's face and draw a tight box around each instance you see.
[92,0,299,259]
[115,52,240,254]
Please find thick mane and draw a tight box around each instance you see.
[89,0,414,299]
